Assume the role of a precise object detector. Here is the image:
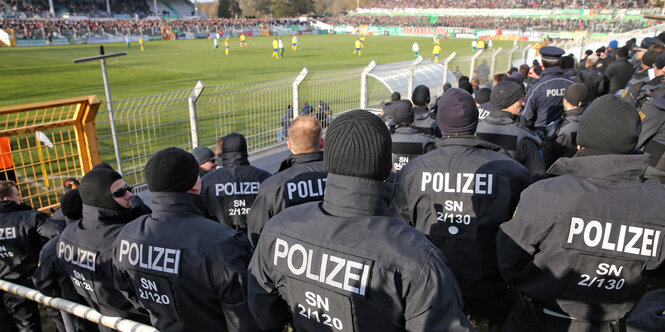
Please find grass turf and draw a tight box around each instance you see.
[0,34,520,108]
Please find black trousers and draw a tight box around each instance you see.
[500,294,626,332]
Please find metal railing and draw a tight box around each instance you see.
[0,279,157,332]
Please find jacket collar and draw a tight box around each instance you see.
[81,204,138,227]
[489,109,520,122]
[565,107,584,117]
[541,66,564,77]
[0,201,32,213]
[394,126,419,134]
[548,153,650,181]
[437,135,503,151]
[278,151,324,172]
[149,192,205,218]
[322,173,394,218]
[221,151,249,167]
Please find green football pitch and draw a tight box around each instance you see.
[0,34,520,108]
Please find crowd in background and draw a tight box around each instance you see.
[368,0,650,9]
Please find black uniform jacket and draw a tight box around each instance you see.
[391,136,532,298]
[247,152,326,248]
[201,152,271,228]
[57,204,149,322]
[497,153,665,322]
[523,66,574,130]
[0,201,62,281]
[112,192,260,332]
[248,173,474,332]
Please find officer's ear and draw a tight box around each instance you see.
[320,138,325,150]
[287,140,293,150]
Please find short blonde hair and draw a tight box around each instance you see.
[288,115,322,153]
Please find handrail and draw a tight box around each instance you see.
[0,279,158,332]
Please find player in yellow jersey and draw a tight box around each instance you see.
[272,38,280,59]
[291,35,298,51]
[239,34,246,47]
[433,44,442,62]
[353,39,362,55]
[139,36,144,51]
[225,37,230,55]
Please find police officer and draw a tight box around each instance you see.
[637,94,665,184]
[248,110,473,332]
[57,167,151,330]
[476,81,547,179]
[522,46,574,131]
[112,147,260,332]
[391,88,532,329]
[496,95,665,332]
[626,289,665,332]
[412,85,441,137]
[247,115,326,248]
[606,47,635,95]
[623,52,665,108]
[477,88,498,121]
[380,92,401,122]
[0,180,62,332]
[626,49,658,88]
[32,189,97,332]
[191,146,218,177]
[542,83,589,167]
[201,133,271,231]
[390,99,438,172]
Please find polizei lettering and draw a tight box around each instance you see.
[57,241,97,272]
[566,217,662,258]
[546,88,565,97]
[287,178,326,200]
[0,227,17,240]
[118,240,181,275]
[215,182,260,196]
[273,237,370,296]
[421,172,493,194]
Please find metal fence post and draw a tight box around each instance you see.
[507,46,519,72]
[408,56,423,100]
[522,44,533,65]
[490,47,503,78]
[188,80,205,149]
[360,61,376,109]
[579,37,586,60]
[292,68,309,117]
[469,49,483,79]
[442,52,456,86]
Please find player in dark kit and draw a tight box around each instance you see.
[248,110,474,332]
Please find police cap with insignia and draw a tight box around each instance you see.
[640,37,661,49]
[437,88,479,137]
[391,100,414,126]
[145,147,199,193]
[578,95,641,154]
[564,83,590,107]
[325,110,392,181]
[540,46,565,61]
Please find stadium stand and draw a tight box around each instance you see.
[368,0,650,9]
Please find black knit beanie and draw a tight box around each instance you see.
[437,88,479,136]
[491,81,524,110]
[145,147,199,193]
[475,88,492,105]
[564,83,590,107]
[222,133,248,155]
[324,110,392,181]
[642,50,659,68]
[390,92,401,101]
[60,188,82,220]
[191,146,215,165]
[459,81,474,95]
[80,168,124,210]
[577,95,641,154]
[412,85,430,106]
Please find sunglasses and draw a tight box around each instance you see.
[112,185,133,198]
[206,158,217,163]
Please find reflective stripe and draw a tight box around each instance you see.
[543,308,578,320]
